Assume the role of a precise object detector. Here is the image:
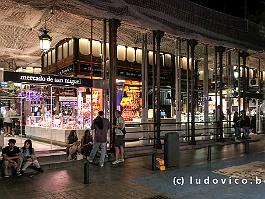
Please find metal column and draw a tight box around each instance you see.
[214,48,218,140]
[175,39,182,130]
[90,19,94,124]
[73,38,79,77]
[108,19,121,150]
[152,31,156,148]
[141,32,148,144]
[257,58,261,133]
[241,52,249,111]
[203,44,209,134]
[189,39,197,145]
[102,19,108,118]
[238,53,241,112]
[155,30,164,149]
[186,41,190,142]
[218,46,225,141]
[227,50,232,133]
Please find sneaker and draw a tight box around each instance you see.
[118,159,125,163]
[4,175,10,178]
[16,171,22,176]
[112,160,120,165]
[87,158,93,163]
[100,164,104,167]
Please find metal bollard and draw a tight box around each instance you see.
[207,145,211,161]
[244,140,249,154]
[84,161,89,184]
[152,152,156,171]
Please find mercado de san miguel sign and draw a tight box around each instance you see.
[3,71,93,87]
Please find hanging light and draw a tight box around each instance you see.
[39,28,52,52]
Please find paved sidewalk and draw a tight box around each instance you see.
[0,140,265,199]
[0,157,176,199]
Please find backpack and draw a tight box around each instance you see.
[121,128,126,135]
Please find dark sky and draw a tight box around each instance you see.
[190,0,265,23]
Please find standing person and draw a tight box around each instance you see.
[216,105,224,142]
[4,107,13,136]
[66,130,81,160]
[81,129,93,158]
[233,111,241,142]
[2,139,22,177]
[0,112,4,132]
[20,139,43,174]
[112,110,126,165]
[240,111,251,139]
[251,113,257,134]
[87,111,110,167]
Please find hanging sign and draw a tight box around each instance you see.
[3,71,93,87]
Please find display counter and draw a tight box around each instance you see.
[25,126,85,145]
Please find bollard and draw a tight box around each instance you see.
[152,152,156,171]
[244,140,249,154]
[164,132,179,168]
[84,161,89,184]
[207,145,211,161]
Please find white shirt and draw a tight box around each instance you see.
[115,116,125,136]
[4,110,13,123]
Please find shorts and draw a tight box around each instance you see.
[114,135,125,147]
[4,122,12,128]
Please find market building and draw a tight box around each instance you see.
[0,0,265,151]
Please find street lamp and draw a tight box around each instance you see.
[39,29,52,52]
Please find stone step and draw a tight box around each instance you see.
[36,150,67,163]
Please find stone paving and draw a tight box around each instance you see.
[0,156,176,199]
[1,140,265,199]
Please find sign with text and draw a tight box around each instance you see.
[3,71,93,87]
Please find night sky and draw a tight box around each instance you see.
[190,0,265,24]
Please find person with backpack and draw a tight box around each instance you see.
[87,111,109,167]
[112,110,126,165]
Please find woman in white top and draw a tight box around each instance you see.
[112,110,126,165]
[4,107,13,136]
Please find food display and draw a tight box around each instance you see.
[26,87,103,130]
[120,84,142,121]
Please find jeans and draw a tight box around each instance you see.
[88,142,106,165]
[234,127,241,139]
[242,127,250,138]
[21,159,41,171]
[3,158,23,176]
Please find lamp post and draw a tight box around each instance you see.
[39,29,52,52]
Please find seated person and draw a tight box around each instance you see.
[66,130,81,160]
[81,129,93,158]
[2,139,22,177]
[20,139,43,174]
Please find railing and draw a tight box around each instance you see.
[123,119,263,149]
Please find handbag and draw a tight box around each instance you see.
[76,153,83,160]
